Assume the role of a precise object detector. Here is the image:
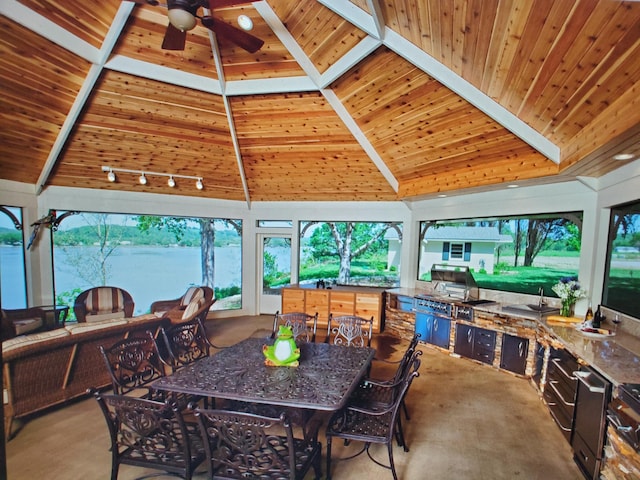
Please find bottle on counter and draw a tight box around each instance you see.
[592,305,601,328]
[584,302,593,323]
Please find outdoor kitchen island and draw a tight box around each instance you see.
[385,288,640,480]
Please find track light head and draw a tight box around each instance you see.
[139,173,147,185]
[107,169,116,182]
[196,178,204,190]
[168,176,176,188]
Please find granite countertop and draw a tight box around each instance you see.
[473,302,640,385]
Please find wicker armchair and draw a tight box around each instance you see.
[73,286,134,323]
[150,286,214,316]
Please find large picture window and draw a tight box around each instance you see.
[51,212,242,320]
[603,199,640,318]
[0,206,27,308]
[418,213,583,296]
[298,221,401,287]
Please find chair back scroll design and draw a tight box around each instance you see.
[325,354,422,480]
[99,331,166,398]
[326,314,373,347]
[92,391,205,480]
[272,311,319,343]
[159,318,213,373]
[194,408,323,480]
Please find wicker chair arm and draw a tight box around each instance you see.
[150,298,182,314]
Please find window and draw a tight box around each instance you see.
[0,206,27,308]
[418,213,583,296]
[51,212,242,320]
[603,199,640,318]
[298,221,401,287]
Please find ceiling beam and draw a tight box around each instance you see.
[35,2,135,194]
[0,0,99,62]
[255,1,398,192]
[318,0,561,164]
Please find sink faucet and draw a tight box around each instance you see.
[538,287,546,307]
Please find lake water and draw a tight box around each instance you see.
[1,245,243,314]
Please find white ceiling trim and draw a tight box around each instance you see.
[224,77,318,95]
[2,0,99,63]
[319,36,381,88]
[366,0,386,39]
[35,3,135,194]
[318,0,379,38]
[105,56,223,94]
[254,2,322,85]
[322,88,399,192]
[319,0,561,164]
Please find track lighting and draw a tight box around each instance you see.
[101,166,204,192]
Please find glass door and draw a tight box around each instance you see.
[258,234,292,314]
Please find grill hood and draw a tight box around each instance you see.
[430,264,478,300]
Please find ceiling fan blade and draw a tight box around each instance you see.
[202,16,264,53]
[162,23,188,50]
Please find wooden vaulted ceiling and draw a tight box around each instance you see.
[1,0,639,204]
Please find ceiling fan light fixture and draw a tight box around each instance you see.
[168,176,176,188]
[107,169,116,182]
[168,8,197,31]
[139,173,148,185]
[196,178,204,190]
[237,14,253,31]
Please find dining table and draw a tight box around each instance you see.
[151,336,376,411]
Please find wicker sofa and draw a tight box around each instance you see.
[2,313,168,439]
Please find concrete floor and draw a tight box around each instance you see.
[5,315,584,479]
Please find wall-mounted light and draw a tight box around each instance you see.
[101,166,204,192]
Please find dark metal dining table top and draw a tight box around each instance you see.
[152,336,375,411]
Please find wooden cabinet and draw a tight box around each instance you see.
[281,285,384,333]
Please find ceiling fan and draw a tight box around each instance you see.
[140,0,264,53]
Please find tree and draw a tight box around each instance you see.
[306,221,396,284]
[61,213,124,286]
[523,218,575,266]
[136,216,242,290]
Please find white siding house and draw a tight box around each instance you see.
[417,226,512,277]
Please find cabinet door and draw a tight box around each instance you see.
[329,291,355,318]
[355,293,382,332]
[305,290,330,327]
[281,288,305,313]
[454,323,474,358]
[432,317,451,349]
[500,334,529,375]
[415,312,432,344]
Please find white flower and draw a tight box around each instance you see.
[551,277,586,304]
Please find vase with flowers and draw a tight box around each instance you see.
[552,276,586,317]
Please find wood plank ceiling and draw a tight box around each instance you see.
[1,0,639,204]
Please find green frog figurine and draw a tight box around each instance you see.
[263,325,300,367]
